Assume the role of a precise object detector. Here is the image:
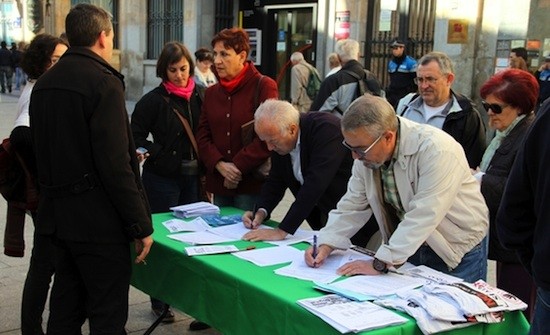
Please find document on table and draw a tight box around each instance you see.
[233,245,304,266]
[167,230,237,245]
[170,201,220,218]
[162,217,210,233]
[184,245,240,256]
[314,272,427,301]
[274,249,372,283]
[297,294,408,334]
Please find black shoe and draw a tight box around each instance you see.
[151,306,175,323]
[189,320,211,331]
[8,86,11,93]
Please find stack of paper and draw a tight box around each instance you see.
[170,202,220,218]
[375,280,528,334]
[297,294,408,333]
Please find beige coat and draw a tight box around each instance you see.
[319,117,488,269]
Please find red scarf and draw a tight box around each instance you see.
[163,77,195,100]
[219,62,249,93]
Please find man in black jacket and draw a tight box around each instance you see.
[497,100,550,335]
[242,99,353,241]
[29,4,153,334]
[309,39,382,116]
[396,51,486,168]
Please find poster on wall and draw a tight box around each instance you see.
[245,28,262,65]
[335,11,350,40]
[447,19,468,44]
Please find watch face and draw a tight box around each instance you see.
[373,259,387,272]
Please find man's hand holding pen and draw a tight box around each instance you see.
[305,243,333,268]
[242,205,265,230]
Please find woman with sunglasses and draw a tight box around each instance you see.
[474,68,538,321]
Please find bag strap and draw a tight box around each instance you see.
[162,95,199,159]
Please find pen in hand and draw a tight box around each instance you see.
[251,204,258,229]
[312,235,318,267]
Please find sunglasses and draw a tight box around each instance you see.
[342,134,382,158]
[481,100,509,114]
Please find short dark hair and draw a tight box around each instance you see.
[480,68,539,115]
[65,3,112,47]
[156,42,195,81]
[511,47,528,62]
[211,28,250,57]
[20,34,68,80]
[194,47,214,62]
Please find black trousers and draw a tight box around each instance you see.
[21,228,55,335]
[46,236,131,335]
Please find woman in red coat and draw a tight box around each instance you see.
[197,28,278,210]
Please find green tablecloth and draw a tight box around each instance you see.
[131,208,530,335]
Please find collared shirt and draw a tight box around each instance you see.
[289,130,304,185]
[380,126,405,221]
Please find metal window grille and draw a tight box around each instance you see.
[147,0,183,59]
[215,0,233,34]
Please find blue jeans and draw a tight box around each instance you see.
[214,193,257,212]
[531,287,550,335]
[142,169,199,213]
[407,237,488,283]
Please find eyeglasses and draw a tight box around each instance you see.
[481,100,509,114]
[413,76,443,85]
[342,134,382,158]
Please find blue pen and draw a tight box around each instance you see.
[312,235,318,259]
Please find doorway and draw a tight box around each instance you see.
[265,4,317,101]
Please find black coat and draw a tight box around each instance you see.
[497,101,550,290]
[30,47,152,243]
[131,85,202,178]
[257,112,353,234]
[481,113,534,263]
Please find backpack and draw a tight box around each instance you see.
[345,69,384,98]
[333,69,384,115]
[305,65,322,100]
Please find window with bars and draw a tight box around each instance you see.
[147,0,183,59]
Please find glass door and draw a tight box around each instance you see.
[266,5,316,101]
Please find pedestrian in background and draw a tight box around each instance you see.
[0,41,13,93]
[386,39,417,109]
[535,54,550,109]
[10,33,68,334]
[196,27,278,211]
[11,42,27,91]
[396,51,486,169]
[194,47,217,89]
[131,41,205,328]
[325,52,341,78]
[290,51,319,113]
[29,4,153,333]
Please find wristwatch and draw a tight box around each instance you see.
[372,258,388,274]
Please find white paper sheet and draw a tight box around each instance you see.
[232,245,303,266]
[167,231,237,245]
[208,223,272,240]
[184,245,240,256]
[162,217,210,233]
[297,294,408,333]
[267,228,317,246]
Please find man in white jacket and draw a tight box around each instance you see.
[305,95,489,283]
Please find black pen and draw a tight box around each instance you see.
[251,204,257,229]
[312,235,318,267]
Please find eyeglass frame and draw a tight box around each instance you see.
[413,75,446,85]
[481,100,509,114]
[342,134,383,158]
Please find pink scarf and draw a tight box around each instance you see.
[163,78,195,100]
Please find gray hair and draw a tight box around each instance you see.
[342,95,398,136]
[335,39,359,63]
[418,51,454,75]
[255,99,300,134]
[290,51,304,63]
